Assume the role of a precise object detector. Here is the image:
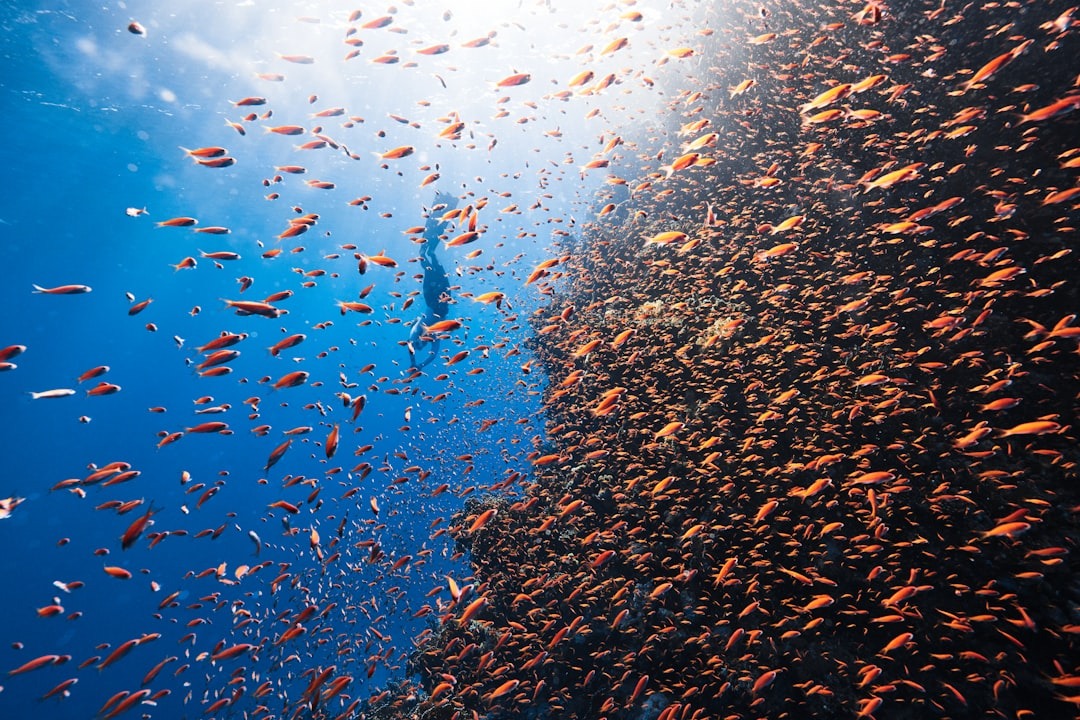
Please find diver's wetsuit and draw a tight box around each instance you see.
[408,193,456,370]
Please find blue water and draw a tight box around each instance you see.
[0,1,650,716]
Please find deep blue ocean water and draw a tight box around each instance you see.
[0,1,647,716]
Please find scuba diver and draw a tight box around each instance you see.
[407,192,457,370]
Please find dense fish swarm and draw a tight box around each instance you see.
[377,2,1080,720]
[3,0,1079,719]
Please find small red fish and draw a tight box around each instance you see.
[273,371,309,389]
[496,72,531,87]
[32,284,92,294]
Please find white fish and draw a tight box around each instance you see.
[29,388,76,400]
[0,496,24,519]
[248,530,262,556]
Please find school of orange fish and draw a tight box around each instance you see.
[3,1,1080,719]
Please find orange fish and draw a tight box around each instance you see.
[120,504,156,550]
[364,252,398,268]
[194,156,235,168]
[447,231,480,247]
[600,37,628,55]
[266,125,306,135]
[1019,94,1080,124]
[379,145,415,160]
[199,250,240,261]
[417,44,450,56]
[272,371,309,389]
[361,15,393,29]
[32,283,92,294]
[496,72,531,87]
[337,300,373,314]
[87,382,121,397]
[801,83,852,113]
[156,216,198,227]
[8,654,63,675]
[103,566,132,580]
[880,632,913,654]
[210,643,256,661]
[654,421,684,439]
[180,146,226,158]
[77,366,110,382]
[646,231,689,245]
[489,678,520,700]
[472,291,505,306]
[752,670,778,694]
[458,596,487,623]
[325,423,339,459]
[269,333,305,356]
[222,299,284,318]
[425,319,462,333]
[264,439,292,472]
[729,78,755,97]
[185,421,229,433]
[997,420,1062,437]
[962,39,1032,92]
[468,508,497,533]
[980,521,1032,538]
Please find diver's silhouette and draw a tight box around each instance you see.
[407,192,456,370]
